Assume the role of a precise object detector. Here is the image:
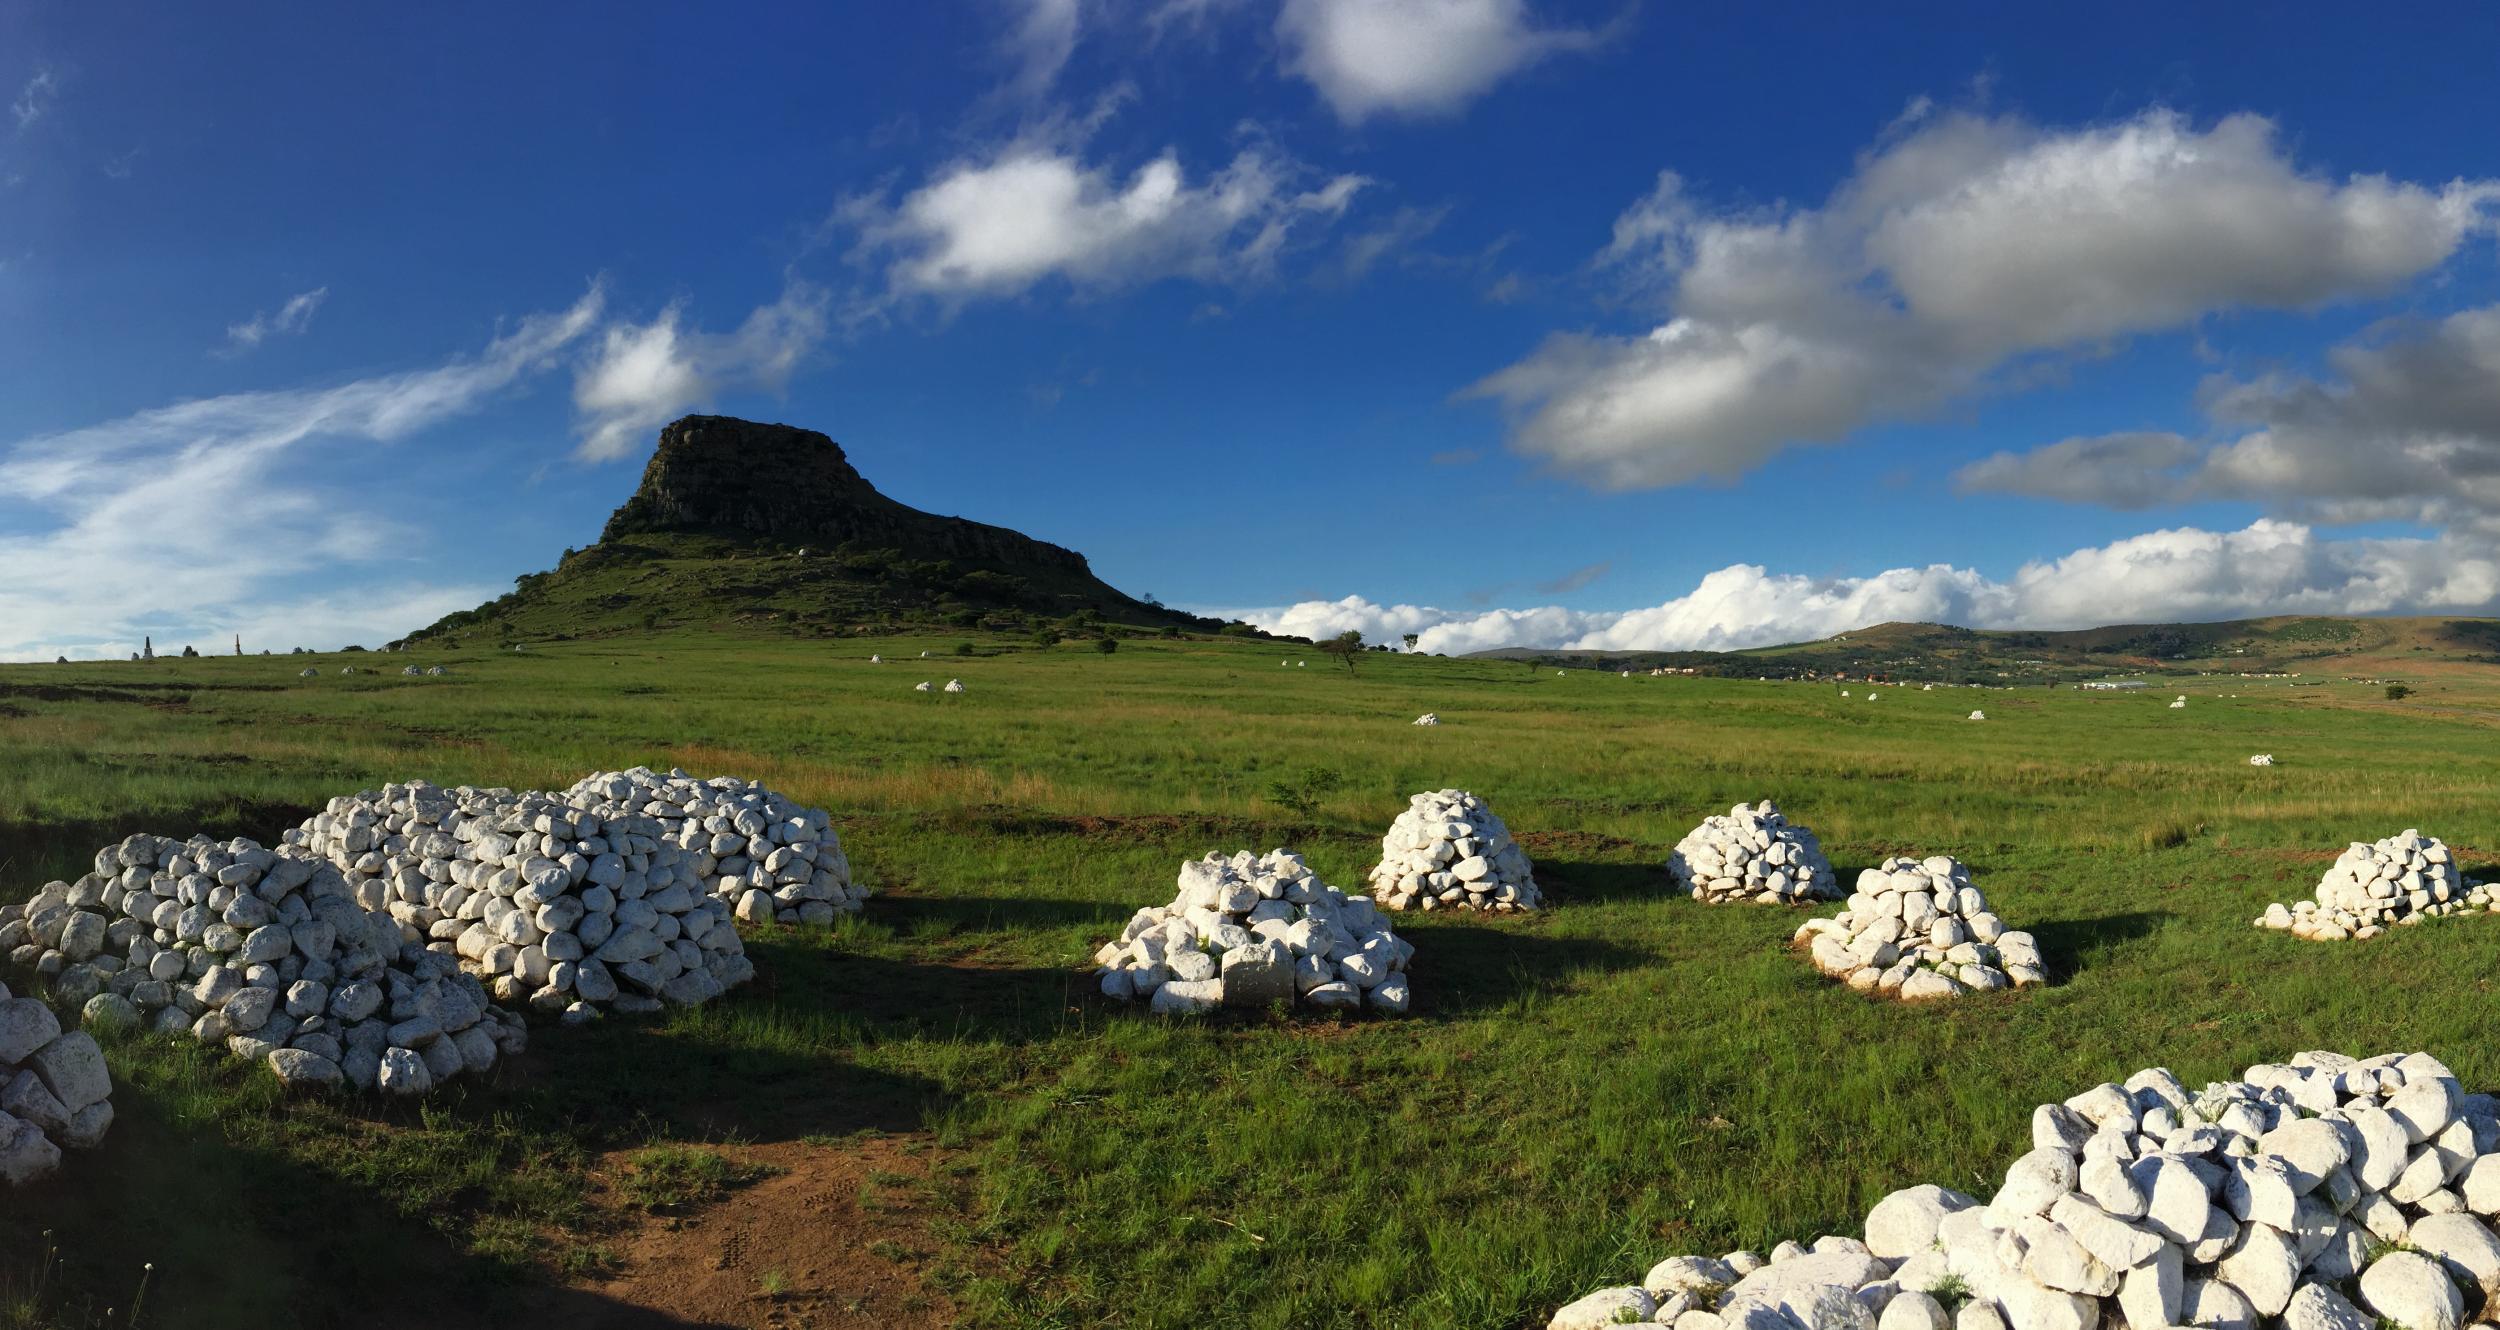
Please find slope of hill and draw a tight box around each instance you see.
[399,415,1228,645]
[1470,615,2500,684]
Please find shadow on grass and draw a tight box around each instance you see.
[872,892,1125,936]
[0,1077,733,1330]
[1403,918,1653,1016]
[1533,858,1671,905]
[2025,911,2171,979]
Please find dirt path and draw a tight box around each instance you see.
[545,1134,963,1330]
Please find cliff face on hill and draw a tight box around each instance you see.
[600,415,1099,577]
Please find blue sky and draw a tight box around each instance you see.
[5,2,2500,659]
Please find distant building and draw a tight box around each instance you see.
[2079,680,2149,691]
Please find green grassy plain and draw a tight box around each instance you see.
[3,633,2498,1329]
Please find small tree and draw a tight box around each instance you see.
[1317,629,1364,673]
[1401,633,1419,651]
[2386,684,2414,700]
[955,642,975,656]
[1031,628,1063,648]
[1094,636,1118,654]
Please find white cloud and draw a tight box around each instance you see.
[1958,303,2500,530]
[222,286,330,353]
[1001,0,1082,100]
[1218,521,2500,654]
[1276,0,1607,123]
[1478,108,2500,490]
[11,67,56,132]
[0,289,605,661]
[850,134,1366,302]
[571,281,830,462]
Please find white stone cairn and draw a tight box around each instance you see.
[1368,789,1541,913]
[0,979,113,1186]
[1668,802,1840,905]
[2253,830,2493,940]
[562,767,867,927]
[1792,855,2044,998]
[0,831,525,1097]
[1547,1049,2500,1330]
[291,782,754,1020]
[1412,713,1440,727]
[1092,850,1413,1015]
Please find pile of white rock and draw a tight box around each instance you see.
[1549,1049,2500,1330]
[1970,710,1987,721]
[1,832,524,1096]
[1367,789,1541,912]
[0,982,111,1185]
[2249,755,2276,767]
[1669,802,1840,905]
[2254,831,2492,941]
[1413,713,1440,727]
[1093,850,1413,1016]
[562,768,867,927]
[290,783,754,1019]
[1793,856,2045,999]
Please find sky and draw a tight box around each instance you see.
[5,2,2500,660]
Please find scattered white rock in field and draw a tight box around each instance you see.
[424,666,447,677]
[2170,699,2187,709]
[299,668,317,677]
[1842,690,1851,697]
[563,768,866,927]
[1668,802,1839,905]
[1092,850,1413,1015]
[1548,1049,2500,1330]
[0,980,113,1185]
[1368,789,1540,913]
[1922,684,1933,691]
[292,782,753,1017]
[1969,710,1987,720]
[403,666,421,676]
[1867,693,1879,702]
[1411,712,1439,726]
[870,655,882,663]
[339,667,357,676]
[1,832,527,1097]
[943,679,964,694]
[2250,754,2275,767]
[2253,830,2493,940]
[913,681,932,692]
[1794,855,2044,998]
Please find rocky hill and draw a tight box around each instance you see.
[400,415,1221,645]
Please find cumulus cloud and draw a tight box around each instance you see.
[1218,521,2500,654]
[1277,0,1609,123]
[1958,303,2500,530]
[572,281,829,462]
[221,286,330,353]
[0,289,606,661]
[849,132,1366,303]
[1477,108,2500,490]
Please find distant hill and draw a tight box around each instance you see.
[399,415,1229,645]
[1469,616,2500,684]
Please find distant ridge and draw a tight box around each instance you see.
[400,415,1216,644]
[1468,616,2500,684]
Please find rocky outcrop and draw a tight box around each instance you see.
[602,415,1101,578]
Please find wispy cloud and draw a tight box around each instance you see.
[0,288,606,660]
[11,67,57,132]
[99,146,140,179]
[221,287,330,354]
